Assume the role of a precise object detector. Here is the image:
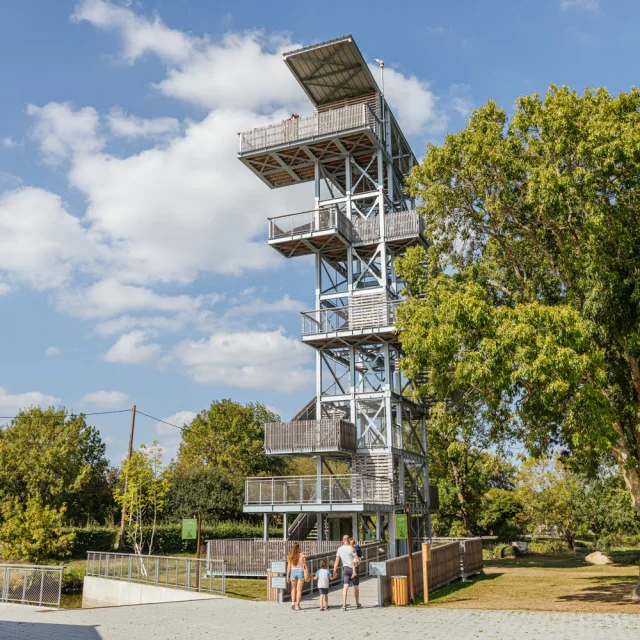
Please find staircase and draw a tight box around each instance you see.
[288,513,317,540]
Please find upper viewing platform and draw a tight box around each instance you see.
[237,36,416,190]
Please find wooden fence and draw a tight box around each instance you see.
[379,538,483,604]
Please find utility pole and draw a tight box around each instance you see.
[406,507,415,602]
[119,405,137,538]
[196,512,202,591]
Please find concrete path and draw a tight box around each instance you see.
[3,598,640,640]
[304,575,379,608]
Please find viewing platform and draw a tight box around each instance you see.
[243,473,395,513]
[238,101,382,188]
[269,208,428,259]
[301,293,400,344]
[264,419,356,456]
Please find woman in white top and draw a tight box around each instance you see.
[286,543,307,611]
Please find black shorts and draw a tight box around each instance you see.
[343,566,360,586]
[318,588,328,595]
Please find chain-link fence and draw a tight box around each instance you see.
[0,564,63,608]
[86,552,226,595]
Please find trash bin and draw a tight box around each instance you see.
[391,575,409,606]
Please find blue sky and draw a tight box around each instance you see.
[0,0,634,464]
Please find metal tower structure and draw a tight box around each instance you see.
[238,35,437,555]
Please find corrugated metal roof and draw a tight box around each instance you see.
[284,35,379,106]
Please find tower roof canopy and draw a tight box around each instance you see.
[284,35,378,107]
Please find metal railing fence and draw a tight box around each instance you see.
[244,474,395,507]
[239,102,381,153]
[301,296,400,336]
[292,540,389,599]
[264,419,357,454]
[86,552,226,596]
[0,564,63,608]
[268,206,352,241]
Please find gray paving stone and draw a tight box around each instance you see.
[1,598,639,640]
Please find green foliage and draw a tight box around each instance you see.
[176,399,287,478]
[478,488,524,542]
[398,85,640,511]
[65,522,280,556]
[115,442,170,555]
[0,498,75,563]
[61,566,85,593]
[0,407,113,525]
[164,466,245,522]
[527,539,571,554]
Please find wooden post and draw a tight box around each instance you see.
[119,405,136,538]
[405,507,414,602]
[422,542,431,603]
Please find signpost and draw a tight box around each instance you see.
[271,576,287,589]
[370,562,387,606]
[270,561,286,574]
[395,513,408,540]
[182,518,198,540]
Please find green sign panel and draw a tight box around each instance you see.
[182,518,198,540]
[395,513,408,540]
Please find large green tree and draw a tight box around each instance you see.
[397,85,640,596]
[0,407,112,525]
[176,399,287,478]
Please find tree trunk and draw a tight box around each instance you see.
[611,422,640,598]
[450,459,473,536]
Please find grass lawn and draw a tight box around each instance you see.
[422,553,640,614]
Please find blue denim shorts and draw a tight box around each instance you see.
[290,569,304,581]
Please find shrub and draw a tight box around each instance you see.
[528,539,570,554]
[66,521,282,557]
[61,566,85,593]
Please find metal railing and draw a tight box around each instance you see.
[0,564,63,608]
[86,552,226,596]
[268,209,426,247]
[264,419,356,454]
[244,474,395,507]
[239,102,381,153]
[269,205,352,241]
[301,295,400,336]
[292,540,389,598]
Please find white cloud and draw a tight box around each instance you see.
[1,137,21,149]
[80,390,129,406]
[68,109,309,284]
[93,314,185,337]
[57,278,213,319]
[153,32,306,111]
[561,0,599,9]
[71,0,196,64]
[0,187,96,290]
[45,346,62,356]
[72,2,306,111]
[107,108,180,138]
[103,330,161,364]
[0,387,61,415]
[27,102,103,165]
[369,63,446,136]
[450,83,474,119]
[173,329,314,392]
[154,409,196,435]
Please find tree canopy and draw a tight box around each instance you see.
[0,407,112,525]
[175,399,287,478]
[397,85,640,511]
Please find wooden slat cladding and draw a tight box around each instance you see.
[264,419,356,453]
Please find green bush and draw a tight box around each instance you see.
[62,566,85,593]
[528,539,570,554]
[67,521,282,557]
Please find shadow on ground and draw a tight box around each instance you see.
[0,621,103,639]
[420,573,502,604]
[557,576,640,606]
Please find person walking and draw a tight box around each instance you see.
[286,543,307,611]
[333,534,361,610]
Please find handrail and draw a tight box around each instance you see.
[239,102,381,153]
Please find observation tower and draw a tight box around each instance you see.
[238,35,437,555]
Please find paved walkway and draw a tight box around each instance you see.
[2,599,640,640]
[304,575,379,608]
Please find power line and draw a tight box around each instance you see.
[136,410,185,432]
[0,408,133,420]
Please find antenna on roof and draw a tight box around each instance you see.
[374,58,385,95]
